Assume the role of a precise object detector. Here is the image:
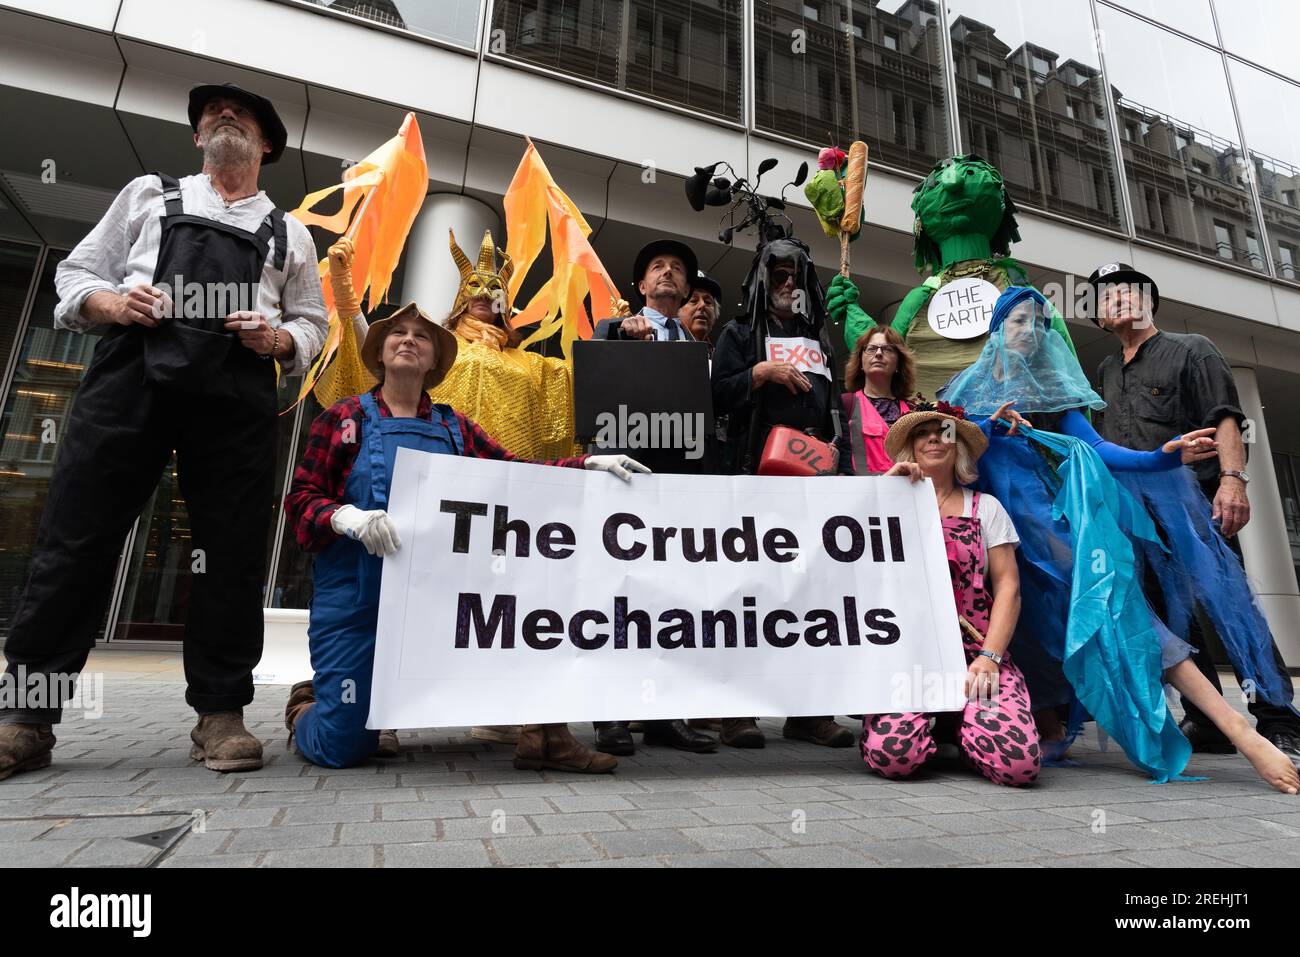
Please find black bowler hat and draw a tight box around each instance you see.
[188,83,288,165]
[1086,261,1159,325]
[632,239,699,303]
[689,269,723,302]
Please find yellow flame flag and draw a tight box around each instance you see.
[505,139,628,361]
[289,113,428,410]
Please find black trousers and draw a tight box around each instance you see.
[1178,480,1299,736]
[1,326,278,723]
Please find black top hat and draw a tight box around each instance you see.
[631,239,699,303]
[689,269,723,302]
[188,83,288,165]
[1085,261,1159,325]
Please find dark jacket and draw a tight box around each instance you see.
[592,314,689,341]
[712,310,852,475]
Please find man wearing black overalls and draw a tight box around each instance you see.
[0,84,328,778]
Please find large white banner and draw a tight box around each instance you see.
[369,450,968,728]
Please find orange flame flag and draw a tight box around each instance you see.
[289,112,428,409]
[505,139,629,361]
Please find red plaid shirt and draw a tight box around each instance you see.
[284,385,588,552]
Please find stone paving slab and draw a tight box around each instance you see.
[0,667,1296,867]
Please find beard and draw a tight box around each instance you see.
[200,124,262,170]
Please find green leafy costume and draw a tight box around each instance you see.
[826,154,1076,399]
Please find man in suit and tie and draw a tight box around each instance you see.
[586,239,718,756]
[592,239,697,341]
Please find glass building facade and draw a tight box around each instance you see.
[273,0,1300,276]
[2,0,1299,641]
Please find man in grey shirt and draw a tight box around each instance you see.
[1090,261,1299,766]
[0,83,327,781]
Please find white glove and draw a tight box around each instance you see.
[584,454,651,482]
[330,504,401,556]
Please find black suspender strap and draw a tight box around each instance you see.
[255,208,288,271]
[156,172,183,217]
[157,171,286,272]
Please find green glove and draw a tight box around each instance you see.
[826,274,871,347]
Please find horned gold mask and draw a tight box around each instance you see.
[449,227,514,319]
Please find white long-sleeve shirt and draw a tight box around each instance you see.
[54,173,327,375]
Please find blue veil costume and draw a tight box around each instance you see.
[938,287,1299,781]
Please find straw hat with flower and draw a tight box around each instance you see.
[884,399,989,462]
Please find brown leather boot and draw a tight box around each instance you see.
[0,722,55,781]
[513,723,617,773]
[375,730,400,757]
[190,711,263,772]
[721,717,766,749]
[470,725,521,744]
[782,715,855,748]
[283,680,315,749]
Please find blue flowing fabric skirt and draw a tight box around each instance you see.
[970,422,1194,781]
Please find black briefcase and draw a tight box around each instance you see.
[572,339,714,474]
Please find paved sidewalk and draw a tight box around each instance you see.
[1,653,1298,868]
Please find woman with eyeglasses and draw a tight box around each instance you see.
[841,326,916,474]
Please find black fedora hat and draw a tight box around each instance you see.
[1086,261,1159,325]
[689,269,723,302]
[632,239,698,303]
[188,83,288,165]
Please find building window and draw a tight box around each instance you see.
[817,68,836,124]
[883,29,899,50]
[893,94,907,145]
[1094,168,1110,215]
[1246,233,1264,268]
[1192,159,1211,176]
[1279,242,1298,279]
[633,9,653,68]
[1283,190,1298,207]
[913,104,928,151]
[1065,99,1076,120]
[1158,190,1174,234]
[1031,53,1051,76]
[976,65,993,88]
[297,0,482,48]
[1214,220,1235,260]
[803,3,819,20]
[660,15,683,75]
[1012,80,1024,99]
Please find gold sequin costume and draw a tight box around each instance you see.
[428,228,580,458]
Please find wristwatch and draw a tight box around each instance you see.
[1220,470,1250,484]
[977,649,1003,665]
